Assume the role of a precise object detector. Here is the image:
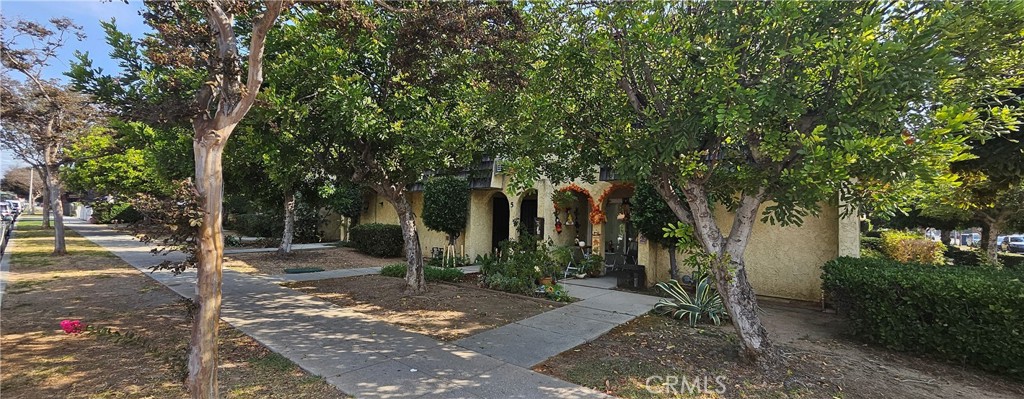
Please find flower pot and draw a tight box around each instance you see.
[539,276,553,286]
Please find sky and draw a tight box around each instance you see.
[1,0,152,174]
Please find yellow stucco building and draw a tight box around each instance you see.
[358,166,859,304]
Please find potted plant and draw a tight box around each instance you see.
[585,255,604,277]
[552,190,577,212]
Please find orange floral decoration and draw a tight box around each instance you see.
[553,182,635,225]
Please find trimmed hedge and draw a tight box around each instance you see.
[880,231,945,265]
[379,263,464,282]
[823,256,1024,379]
[94,202,143,224]
[350,223,404,257]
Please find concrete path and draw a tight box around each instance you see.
[64,220,613,399]
[454,278,659,368]
[224,242,337,254]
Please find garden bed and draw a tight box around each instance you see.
[223,247,403,275]
[1,222,346,399]
[535,308,1024,399]
[284,274,562,341]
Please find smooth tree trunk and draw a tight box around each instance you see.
[678,182,784,373]
[44,165,66,255]
[41,184,51,228]
[667,245,679,280]
[188,126,232,399]
[980,221,1000,263]
[381,188,426,293]
[278,191,296,255]
[940,230,952,246]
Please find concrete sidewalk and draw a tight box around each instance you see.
[66,220,612,399]
[454,278,659,368]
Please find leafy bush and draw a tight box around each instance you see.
[350,223,404,257]
[227,213,281,238]
[379,263,464,282]
[1004,254,1024,271]
[94,201,143,224]
[479,236,558,295]
[880,231,945,265]
[860,236,883,252]
[822,256,1024,378]
[543,283,573,302]
[422,176,470,238]
[654,278,726,327]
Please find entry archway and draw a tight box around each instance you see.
[490,193,510,253]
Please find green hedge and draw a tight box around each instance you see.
[822,256,1024,378]
[379,263,464,282]
[94,202,143,224]
[860,236,882,252]
[350,223,404,257]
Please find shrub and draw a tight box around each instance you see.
[880,231,945,265]
[822,256,1024,378]
[860,236,883,252]
[227,213,281,238]
[94,202,143,224]
[379,263,464,282]
[654,278,726,327]
[350,223,404,257]
[422,176,470,239]
[479,236,556,295]
[1004,253,1024,271]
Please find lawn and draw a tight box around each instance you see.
[535,306,1024,399]
[223,247,403,275]
[0,221,348,399]
[285,274,561,341]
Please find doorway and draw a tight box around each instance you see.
[491,193,510,253]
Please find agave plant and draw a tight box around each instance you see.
[654,278,727,327]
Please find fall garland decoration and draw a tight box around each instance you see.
[552,182,634,225]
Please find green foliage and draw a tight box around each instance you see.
[944,246,1002,268]
[350,223,404,258]
[822,256,1024,379]
[422,176,470,239]
[480,236,556,295]
[92,201,143,224]
[860,237,883,252]
[880,231,946,265]
[632,183,678,247]
[550,190,577,211]
[227,214,282,238]
[426,255,470,268]
[654,278,726,327]
[543,283,573,303]
[380,263,464,282]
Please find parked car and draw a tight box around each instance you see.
[6,200,21,215]
[1006,235,1024,254]
[960,233,982,247]
[0,203,12,221]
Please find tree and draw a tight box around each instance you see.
[632,182,684,280]
[422,176,470,266]
[67,2,290,397]
[501,2,1022,371]
[0,16,108,254]
[1,167,39,200]
[251,3,524,293]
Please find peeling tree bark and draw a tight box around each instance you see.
[278,191,296,255]
[378,186,426,294]
[680,181,784,373]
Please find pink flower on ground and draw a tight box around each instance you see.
[60,319,85,334]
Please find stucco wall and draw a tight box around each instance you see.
[637,201,852,303]
[357,178,856,303]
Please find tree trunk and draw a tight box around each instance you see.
[44,165,66,255]
[278,191,296,255]
[680,182,784,374]
[382,188,426,294]
[980,221,1000,263]
[940,230,952,246]
[41,184,51,228]
[667,245,679,280]
[188,128,230,399]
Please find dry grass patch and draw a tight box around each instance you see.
[535,309,1024,399]
[285,275,560,341]
[1,222,347,399]
[224,247,403,275]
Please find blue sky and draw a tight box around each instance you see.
[2,0,151,174]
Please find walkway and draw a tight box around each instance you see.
[454,277,660,368]
[65,220,616,399]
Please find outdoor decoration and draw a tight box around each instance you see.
[554,216,563,234]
